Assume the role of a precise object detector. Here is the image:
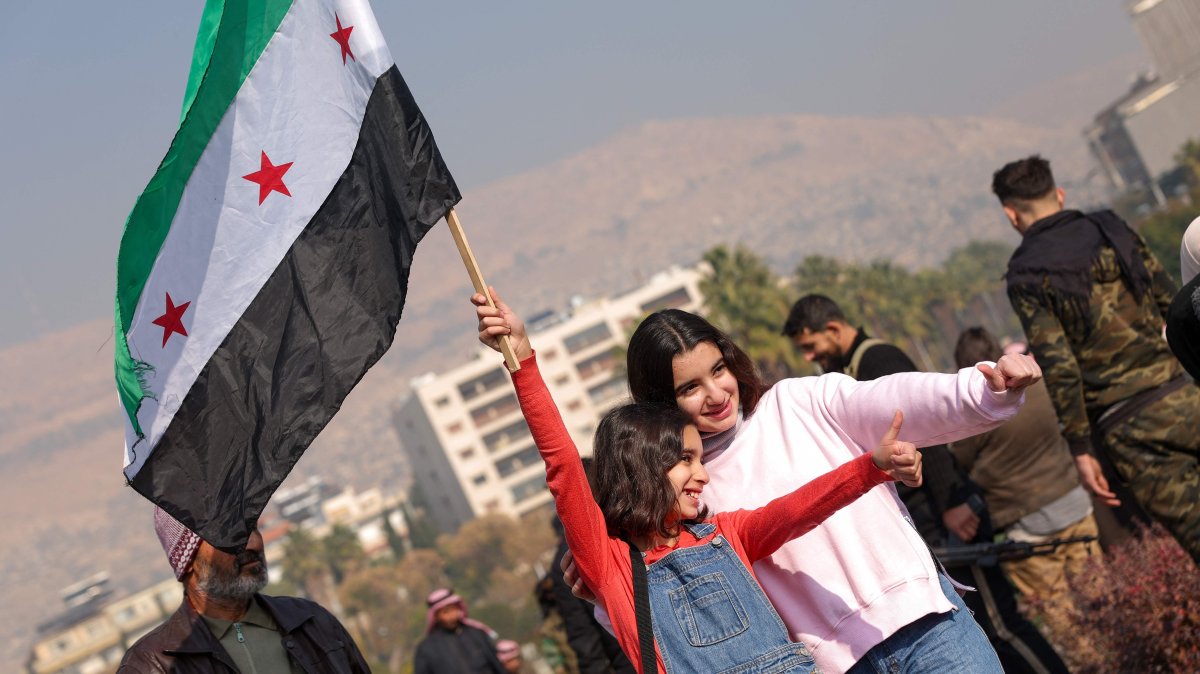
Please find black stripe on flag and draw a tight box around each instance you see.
[131,66,461,551]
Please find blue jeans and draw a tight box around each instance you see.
[846,575,1002,674]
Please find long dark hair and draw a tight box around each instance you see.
[627,309,764,417]
[592,402,708,541]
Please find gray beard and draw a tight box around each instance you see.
[195,563,268,601]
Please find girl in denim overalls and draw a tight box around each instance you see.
[472,290,923,674]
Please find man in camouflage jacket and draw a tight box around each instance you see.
[992,155,1200,563]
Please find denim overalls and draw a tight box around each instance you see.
[643,522,818,673]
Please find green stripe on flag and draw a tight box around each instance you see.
[115,0,293,435]
[181,0,227,124]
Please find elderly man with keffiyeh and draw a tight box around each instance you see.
[118,508,370,673]
[413,588,507,673]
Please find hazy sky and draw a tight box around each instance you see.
[0,1,1143,347]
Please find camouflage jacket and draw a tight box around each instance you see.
[1008,229,1181,455]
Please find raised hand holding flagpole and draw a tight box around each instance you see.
[446,207,520,371]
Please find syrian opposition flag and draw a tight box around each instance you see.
[114,0,459,551]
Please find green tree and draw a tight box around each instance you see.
[792,255,860,321]
[404,484,440,550]
[441,514,548,600]
[281,526,328,600]
[701,245,805,383]
[792,244,1021,372]
[1138,202,1199,285]
[1174,138,1200,185]
[794,255,937,367]
[339,566,409,670]
[322,524,366,585]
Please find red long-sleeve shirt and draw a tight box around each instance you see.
[512,354,891,673]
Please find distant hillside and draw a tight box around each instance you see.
[397,113,1106,366]
[0,113,1108,670]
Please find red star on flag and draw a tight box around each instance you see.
[330,14,355,64]
[152,292,191,347]
[242,151,293,204]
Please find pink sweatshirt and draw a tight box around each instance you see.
[699,367,1023,673]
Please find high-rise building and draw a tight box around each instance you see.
[1085,0,1200,197]
[394,266,705,534]
[1130,0,1200,82]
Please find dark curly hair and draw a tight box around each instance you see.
[591,402,708,541]
[626,309,764,417]
[991,155,1056,207]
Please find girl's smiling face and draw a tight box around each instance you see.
[665,425,709,523]
[671,341,740,434]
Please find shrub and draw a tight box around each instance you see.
[1055,524,1200,673]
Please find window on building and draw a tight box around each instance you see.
[494,444,540,477]
[639,286,692,313]
[542,348,559,360]
[511,474,548,503]
[563,322,612,354]
[484,499,501,512]
[587,376,628,405]
[554,373,571,386]
[459,447,476,460]
[566,399,584,412]
[574,350,617,380]
[482,418,530,453]
[457,366,508,402]
[446,421,464,434]
[434,396,451,408]
[469,393,518,427]
[472,473,488,486]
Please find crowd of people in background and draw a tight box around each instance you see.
[117,152,1199,674]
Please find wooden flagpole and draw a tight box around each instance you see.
[446,207,521,371]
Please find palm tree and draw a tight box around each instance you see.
[701,245,805,384]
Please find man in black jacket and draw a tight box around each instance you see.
[782,294,1069,674]
[782,294,979,541]
[119,508,370,673]
[414,588,506,674]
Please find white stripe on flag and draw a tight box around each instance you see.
[123,0,392,475]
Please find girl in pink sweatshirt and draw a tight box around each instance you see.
[517,305,1040,673]
[473,290,924,673]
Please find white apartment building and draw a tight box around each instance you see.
[394,265,706,533]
